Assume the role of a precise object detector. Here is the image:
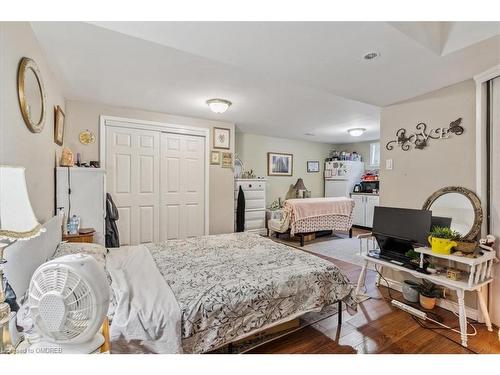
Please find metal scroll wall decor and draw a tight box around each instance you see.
[386,118,464,151]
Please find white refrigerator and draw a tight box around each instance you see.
[324,161,364,198]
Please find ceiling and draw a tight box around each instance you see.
[31,22,500,144]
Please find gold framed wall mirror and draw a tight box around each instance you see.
[17,57,46,133]
[422,186,483,241]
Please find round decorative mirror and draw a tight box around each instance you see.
[422,186,483,241]
[17,57,46,133]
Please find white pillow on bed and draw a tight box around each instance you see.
[51,242,116,318]
[52,242,107,267]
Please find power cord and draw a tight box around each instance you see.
[372,264,479,353]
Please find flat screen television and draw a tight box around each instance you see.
[372,206,432,248]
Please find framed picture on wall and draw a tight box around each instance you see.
[221,152,233,168]
[210,150,221,165]
[54,105,65,146]
[213,127,230,149]
[267,152,293,176]
[307,161,320,173]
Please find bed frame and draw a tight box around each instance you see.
[225,300,343,353]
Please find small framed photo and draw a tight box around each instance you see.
[267,152,293,176]
[213,127,230,149]
[221,152,233,168]
[54,105,65,146]
[307,161,320,173]
[210,150,221,165]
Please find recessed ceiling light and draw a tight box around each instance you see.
[206,98,232,113]
[348,128,366,137]
[363,52,380,60]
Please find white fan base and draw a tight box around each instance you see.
[29,333,104,354]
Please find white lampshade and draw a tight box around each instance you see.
[0,166,43,242]
[206,98,232,114]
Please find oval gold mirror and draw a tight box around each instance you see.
[422,186,483,241]
[17,57,46,133]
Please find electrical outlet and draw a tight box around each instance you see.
[386,159,393,170]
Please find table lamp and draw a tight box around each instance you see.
[0,166,44,353]
[293,178,307,198]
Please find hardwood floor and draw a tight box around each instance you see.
[249,253,500,354]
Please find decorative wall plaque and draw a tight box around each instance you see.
[386,118,464,151]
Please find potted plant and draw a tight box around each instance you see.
[454,236,477,254]
[428,226,460,255]
[402,280,421,303]
[418,280,444,310]
[405,249,420,265]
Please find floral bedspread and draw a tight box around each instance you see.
[146,232,356,353]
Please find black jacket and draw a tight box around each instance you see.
[105,193,120,248]
[236,186,245,232]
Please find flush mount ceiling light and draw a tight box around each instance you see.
[348,128,366,137]
[206,98,232,114]
[363,52,380,60]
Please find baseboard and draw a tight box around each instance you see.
[379,277,481,322]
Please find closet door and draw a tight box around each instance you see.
[489,76,500,326]
[106,126,160,245]
[160,132,205,240]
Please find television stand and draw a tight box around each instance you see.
[356,247,497,348]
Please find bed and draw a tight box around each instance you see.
[268,197,355,246]
[4,216,356,354]
[107,232,356,353]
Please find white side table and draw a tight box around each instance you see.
[356,247,497,348]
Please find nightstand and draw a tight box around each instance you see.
[62,228,95,243]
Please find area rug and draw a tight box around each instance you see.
[271,233,376,269]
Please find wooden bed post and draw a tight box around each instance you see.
[349,228,353,238]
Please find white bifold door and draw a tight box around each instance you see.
[160,133,205,241]
[106,125,205,246]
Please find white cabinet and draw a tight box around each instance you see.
[365,195,379,227]
[234,179,267,235]
[351,195,365,226]
[351,194,379,228]
[56,167,106,244]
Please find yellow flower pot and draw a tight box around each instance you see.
[428,236,457,255]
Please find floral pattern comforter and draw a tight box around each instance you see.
[146,232,356,353]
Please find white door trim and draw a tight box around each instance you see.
[473,65,500,327]
[100,115,210,235]
[474,64,500,213]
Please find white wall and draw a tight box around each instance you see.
[235,132,331,206]
[379,79,478,309]
[0,22,66,223]
[64,100,235,235]
[380,79,476,209]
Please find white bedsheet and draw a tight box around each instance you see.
[106,245,183,354]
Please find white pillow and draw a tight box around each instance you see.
[51,242,117,318]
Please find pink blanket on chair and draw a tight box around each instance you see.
[284,197,354,221]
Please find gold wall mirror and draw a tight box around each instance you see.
[422,186,483,241]
[17,57,46,133]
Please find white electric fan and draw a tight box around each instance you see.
[28,254,110,353]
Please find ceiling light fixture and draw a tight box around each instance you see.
[363,52,380,60]
[348,128,366,137]
[206,98,232,114]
